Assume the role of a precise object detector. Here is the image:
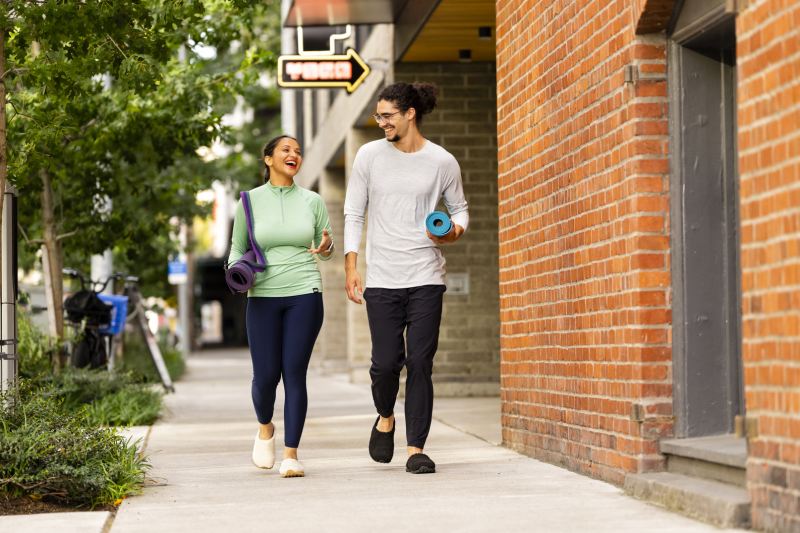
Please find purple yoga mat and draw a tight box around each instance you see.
[225,191,266,293]
[225,248,264,292]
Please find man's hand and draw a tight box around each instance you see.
[345,252,363,304]
[426,224,464,246]
[345,268,363,304]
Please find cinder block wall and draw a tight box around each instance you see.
[315,168,348,372]
[737,1,800,530]
[496,0,673,484]
[345,127,382,383]
[395,62,501,395]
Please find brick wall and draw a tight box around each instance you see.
[496,0,672,484]
[635,0,678,33]
[395,62,500,395]
[737,1,800,530]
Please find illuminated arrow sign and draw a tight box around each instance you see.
[278,48,371,94]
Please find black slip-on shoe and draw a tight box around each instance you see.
[406,453,436,474]
[369,415,394,463]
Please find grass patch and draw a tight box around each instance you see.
[119,332,185,384]
[84,387,162,427]
[1,309,171,509]
[32,369,163,427]
[0,384,149,508]
[17,311,58,379]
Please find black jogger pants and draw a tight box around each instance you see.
[364,284,446,448]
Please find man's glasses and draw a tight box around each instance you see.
[372,111,402,124]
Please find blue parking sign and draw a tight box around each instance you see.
[168,260,188,285]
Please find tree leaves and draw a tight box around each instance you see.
[4,0,279,294]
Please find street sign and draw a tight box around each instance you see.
[168,260,187,285]
[278,48,371,94]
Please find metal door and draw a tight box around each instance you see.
[669,40,743,437]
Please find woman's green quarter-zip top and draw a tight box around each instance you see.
[228,182,333,297]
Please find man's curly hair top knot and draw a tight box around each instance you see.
[377,82,438,125]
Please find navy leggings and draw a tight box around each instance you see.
[246,293,323,448]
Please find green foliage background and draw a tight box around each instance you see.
[0,0,286,505]
[3,0,282,296]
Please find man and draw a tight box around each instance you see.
[343,81,469,474]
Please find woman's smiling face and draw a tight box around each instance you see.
[266,137,303,177]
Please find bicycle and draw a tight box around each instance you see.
[62,269,175,392]
[62,268,117,370]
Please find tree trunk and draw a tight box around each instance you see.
[40,242,61,371]
[40,169,64,342]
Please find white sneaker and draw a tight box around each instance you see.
[252,430,275,469]
[279,458,305,478]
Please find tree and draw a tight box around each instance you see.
[0,0,278,351]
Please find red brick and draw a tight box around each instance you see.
[498,0,799,504]
[498,0,671,485]
[735,1,799,528]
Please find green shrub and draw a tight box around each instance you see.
[0,384,149,508]
[84,386,162,426]
[34,368,133,409]
[33,369,163,427]
[119,332,185,383]
[17,310,58,379]
[162,344,186,381]
[4,309,164,509]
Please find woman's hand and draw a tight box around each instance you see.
[309,229,333,256]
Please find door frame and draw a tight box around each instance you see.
[668,9,743,438]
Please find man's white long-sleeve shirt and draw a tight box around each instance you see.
[344,138,469,288]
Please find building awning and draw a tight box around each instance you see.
[283,0,495,64]
[284,0,407,27]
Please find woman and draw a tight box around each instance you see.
[228,135,334,478]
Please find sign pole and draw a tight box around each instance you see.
[1,184,18,398]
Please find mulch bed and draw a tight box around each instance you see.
[0,496,113,516]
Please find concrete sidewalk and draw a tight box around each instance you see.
[4,348,743,533]
[103,348,743,532]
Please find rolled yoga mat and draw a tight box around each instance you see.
[426,211,453,237]
[225,191,268,293]
[225,248,264,293]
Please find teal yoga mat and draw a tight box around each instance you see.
[426,211,452,237]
